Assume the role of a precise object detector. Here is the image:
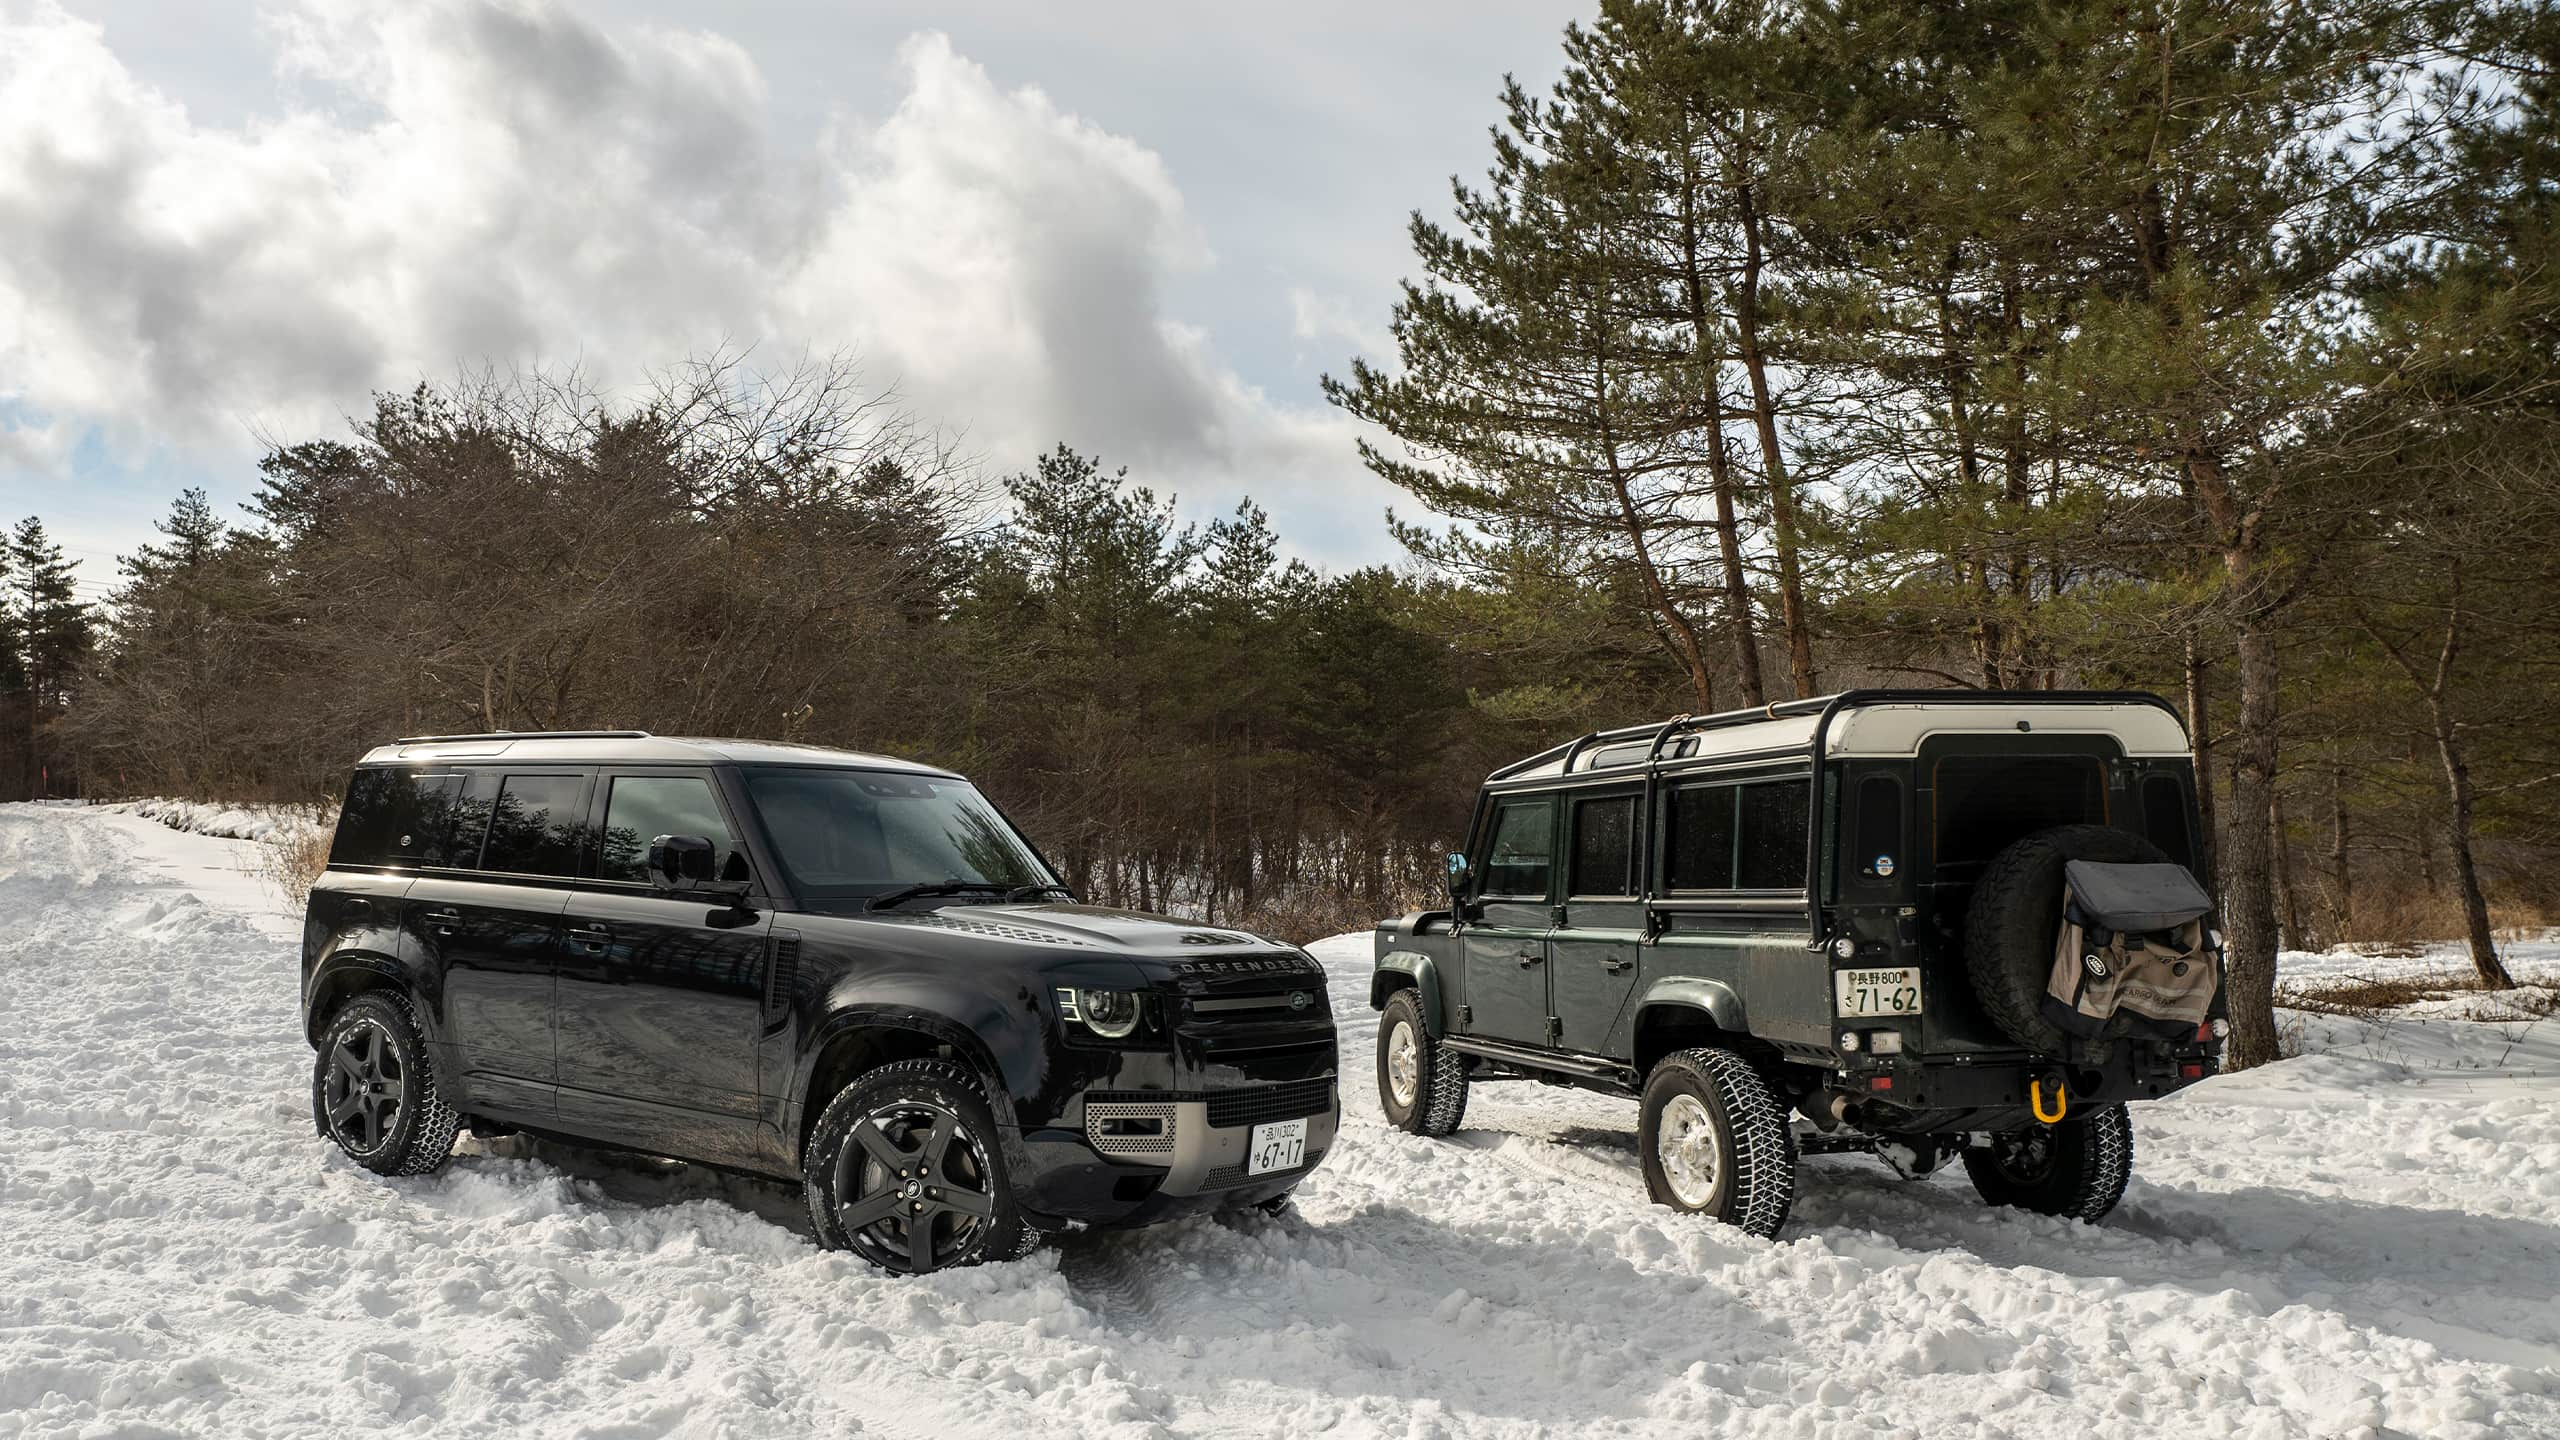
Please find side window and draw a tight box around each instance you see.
[1736,781,1810,889]
[599,775,735,883]
[2142,775,2195,869]
[476,773,587,877]
[1664,785,1737,890]
[1568,794,1637,897]
[1481,797,1555,898]
[330,769,396,866]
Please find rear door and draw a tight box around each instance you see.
[405,767,587,1120]
[553,768,773,1168]
[1549,787,1645,1053]
[1459,791,1556,1044]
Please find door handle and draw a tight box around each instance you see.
[424,907,460,936]
[1602,954,1634,974]
[571,922,611,952]
[341,898,374,919]
[1518,948,1544,968]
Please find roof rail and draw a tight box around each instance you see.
[392,728,655,745]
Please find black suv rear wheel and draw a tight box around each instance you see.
[311,992,460,1176]
[1637,1047,1797,1239]
[803,1058,1035,1274]
[1376,989,1468,1136]
[1963,1103,2134,1223]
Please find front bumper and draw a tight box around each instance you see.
[1010,1079,1341,1229]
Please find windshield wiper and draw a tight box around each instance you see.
[1004,884,1076,903]
[866,881,1014,912]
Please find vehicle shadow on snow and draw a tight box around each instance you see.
[1800,1160,2560,1367]
[447,1131,819,1238]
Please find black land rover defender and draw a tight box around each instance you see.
[302,731,1338,1273]
[1371,691,2226,1238]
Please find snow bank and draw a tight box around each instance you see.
[89,796,328,847]
[1,803,2554,1439]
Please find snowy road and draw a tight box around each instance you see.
[3,802,2556,1439]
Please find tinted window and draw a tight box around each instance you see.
[2142,775,2195,868]
[1854,775,1903,880]
[1934,754,2106,866]
[599,775,735,883]
[1665,786,1737,890]
[330,768,464,867]
[474,773,586,877]
[1481,798,1554,897]
[1737,781,1809,889]
[1569,795,1636,896]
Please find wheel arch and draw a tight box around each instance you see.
[790,1008,1018,1170]
[1630,980,1756,1074]
[1370,949,1446,1035]
[303,953,420,1046]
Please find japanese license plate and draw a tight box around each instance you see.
[1835,966,1923,1017]
[1246,1117,1307,1175]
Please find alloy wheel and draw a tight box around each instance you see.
[323,1020,404,1155]
[1656,1092,1723,1208]
[834,1102,998,1273]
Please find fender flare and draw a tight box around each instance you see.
[302,951,419,1044]
[1632,977,1748,1036]
[787,1005,1024,1165]
[1370,949,1446,1036]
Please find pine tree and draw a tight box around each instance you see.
[7,517,91,795]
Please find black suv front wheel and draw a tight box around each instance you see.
[803,1059,1036,1274]
[1637,1047,1797,1239]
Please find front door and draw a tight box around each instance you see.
[554,769,773,1168]
[1550,788,1645,1053]
[1460,792,1556,1044]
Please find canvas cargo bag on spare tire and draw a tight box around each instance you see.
[2044,859,2218,1041]
[1965,824,2218,1055]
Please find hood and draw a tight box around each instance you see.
[808,899,1321,978]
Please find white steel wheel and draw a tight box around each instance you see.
[1655,1092,1723,1208]
[1636,1046,1798,1239]
[1385,1017,1421,1109]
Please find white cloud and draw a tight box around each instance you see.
[0,0,1391,561]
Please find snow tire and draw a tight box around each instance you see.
[1376,988,1467,1136]
[802,1057,1036,1274]
[311,991,460,1177]
[1637,1046,1797,1239]
[1963,1102,2135,1223]
[1965,824,2175,1053]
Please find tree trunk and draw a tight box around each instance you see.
[2189,453,2281,1070]
[1731,180,1816,697]
[2324,764,2351,945]
[1672,148,1765,708]
[2185,635,2219,887]
[2271,784,2306,954]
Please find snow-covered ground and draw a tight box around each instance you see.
[3,802,2556,1439]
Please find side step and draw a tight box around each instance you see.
[1442,1034,1637,1088]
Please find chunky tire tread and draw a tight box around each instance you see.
[1964,1103,2135,1223]
[1377,989,1468,1137]
[801,1057,1035,1271]
[311,991,460,1177]
[1964,824,2173,1053]
[1638,1046,1798,1239]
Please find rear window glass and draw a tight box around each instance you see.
[329,769,462,868]
[1933,754,2106,866]
[1665,786,1737,889]
[1853,775,1903,880]
[2142,775,2194,868]
[1737,782,1810,889]
[1667,780,1808,890]
[1481,798,1554,897]
[1569,795,1636,896]
[463,773,586,877]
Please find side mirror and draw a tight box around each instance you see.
[648,834,752,899]
[1445,852,1471,899]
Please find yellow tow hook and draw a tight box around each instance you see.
[2029,1074,2069,1125]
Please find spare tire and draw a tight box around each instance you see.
[1963,824,2174,1053]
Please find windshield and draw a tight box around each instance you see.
[744,768,1059,899]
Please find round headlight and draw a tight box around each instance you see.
[1072,987,1143,1039]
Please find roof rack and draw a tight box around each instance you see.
[392,729,655,745]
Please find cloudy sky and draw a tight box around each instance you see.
[0,0,1584,601]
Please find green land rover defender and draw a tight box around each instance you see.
[1370,690,2229,1238]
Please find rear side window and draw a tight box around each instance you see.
[2142,775,2195,868]
[1666,779,1809,890]
[1853,775,1903,880]
[453,772,585,876]
[329,768,462,868]
[1568,795,1637,897]
[1481,797,1554,897]
[598,775,735,882]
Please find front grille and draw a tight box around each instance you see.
[1204,1077,1335,1130]
[1201,1147,1327,1189]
